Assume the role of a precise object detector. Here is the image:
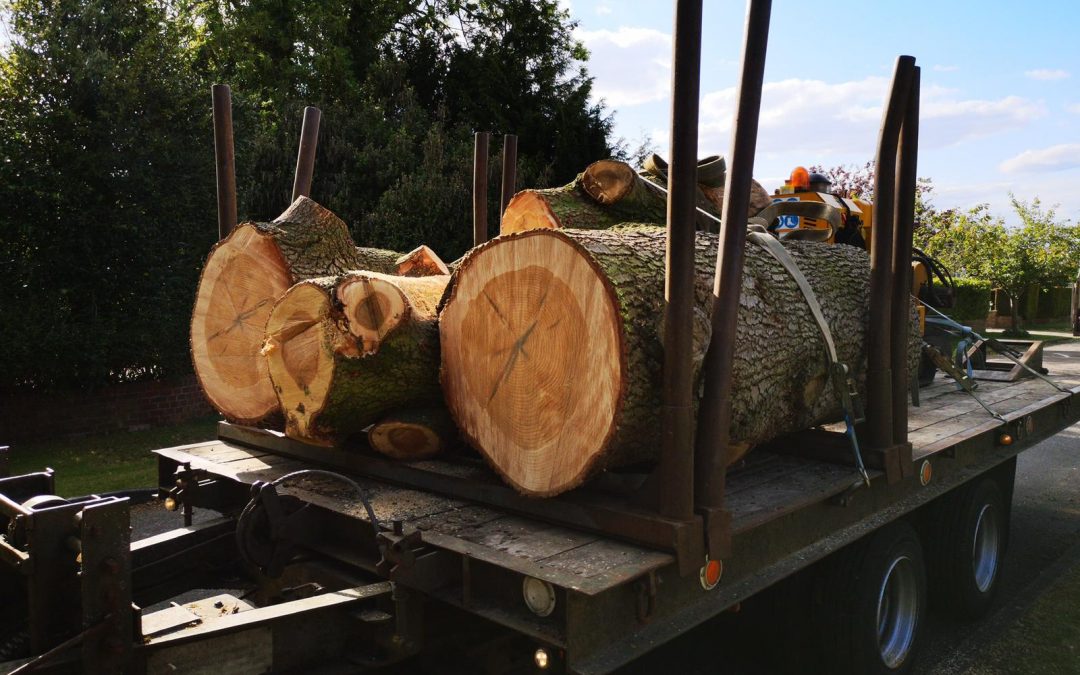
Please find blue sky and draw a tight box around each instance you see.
[566,0,1080,224]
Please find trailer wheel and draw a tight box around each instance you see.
[817,521,926,675]
[926,477,1008,619]
[917,351,937,387]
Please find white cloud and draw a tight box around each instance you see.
[576,27,671,107]
[695,76,1043,159]
[999,143,1080,173]
[595,2,613,15]
[1025,69,1070,81]
[932,64,959,72]
[1067,102,1080,114]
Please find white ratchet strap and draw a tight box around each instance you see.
[746,223,871,487]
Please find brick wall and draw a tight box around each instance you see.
[0,375,215,443]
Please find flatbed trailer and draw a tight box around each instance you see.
[2,360,1077,674]
[3,2,1079,673]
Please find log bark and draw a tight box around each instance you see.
[368,407,457,460]
[191,196,424,424]
[263,271,448,445]
[439,225,920,496]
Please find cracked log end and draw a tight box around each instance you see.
[439,230,624,496]
[396,245,450,277]
[191,224,290,424]
[580,159,637,205]
[264,282,340,446]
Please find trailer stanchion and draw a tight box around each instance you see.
[473,131,490,246]
[291,106,321,202]
[499,134,518,224]
[211,84,237,240]
[891,66,920,451]
[866,56,915,454]
[657,0,704,525]
[694,0,772,560]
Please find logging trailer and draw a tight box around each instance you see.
[3,2,1080,674]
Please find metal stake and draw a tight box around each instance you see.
[500,134,518,223]
[890,66,920,445]
[473,132,490,246]
[657,0,704,522]
[867,56,915,450]
[211,84,237,240]
[291,106,322,202]
[695,0,772,515]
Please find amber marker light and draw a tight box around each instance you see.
[534,648,550,669]
[998,433,1014,446]
[790,166,810,191]
[700,558,723,590]
[919,460,932,486]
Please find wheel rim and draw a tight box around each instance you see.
[877,555,919,669]
[972,503,1001,593]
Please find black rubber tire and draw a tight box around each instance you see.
[815,521,927,675]
[926,477,1009,620]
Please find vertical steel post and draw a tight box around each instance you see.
[291,106,322,202]
[473,131,490,246]
[891,67,920,445]
[695,0,772,515]
[211,84,237,240]
[500,134,518,224]
[866,56,915,450]
[656,0,704,521]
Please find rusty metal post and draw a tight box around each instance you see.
[473,131,490,246]
[656,0,704,522]
[211,84,237,240]
[866,56,915,450]
[500,134,518,224]
[695,0,772,526]
[291,106,322,202]
[890,67,920,445]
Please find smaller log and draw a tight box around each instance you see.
[264,271,447,445]
[396,245,450,277]
[698,179,773,219]
[368,407,457,460]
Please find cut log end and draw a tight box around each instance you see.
[500,191,561,235]
[264,282,340,446]
[581,159,637,205]
[396,245,450,277]
[336,275,410,355]
[368,408,455,460]
[440,231,625,496]
[191,224,291,424]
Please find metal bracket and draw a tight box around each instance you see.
[376,521,423,579]
[635,570,658,623]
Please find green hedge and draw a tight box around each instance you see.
[949,278,992,321]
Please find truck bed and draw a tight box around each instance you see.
[153,346,1080,673]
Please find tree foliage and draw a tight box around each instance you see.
[0,0,616,391]
[919,196,1079,330]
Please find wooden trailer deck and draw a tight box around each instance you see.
[155,346,1080,599]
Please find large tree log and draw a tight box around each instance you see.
[191,197,425,425]
[439,225,919,496]
[263,271,448,445]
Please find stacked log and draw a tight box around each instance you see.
[439,225,917,497]
[190,197,445,425]
[263,271,448,447]
[500,158,772,236]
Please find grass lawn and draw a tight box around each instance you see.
[4,416,220,497]
[965,561,1080,674]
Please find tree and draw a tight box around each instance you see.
[920,196,1079,333]
[809,161,937,228]
[0,0,214,390]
